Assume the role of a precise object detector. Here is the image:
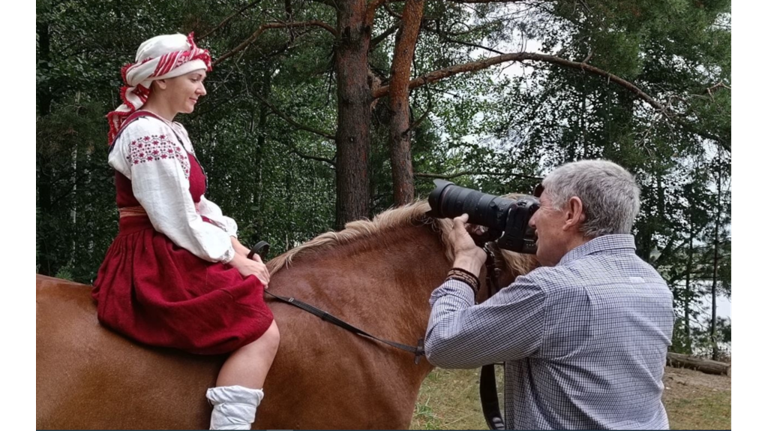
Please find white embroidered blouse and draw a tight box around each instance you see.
[108,115,237,263]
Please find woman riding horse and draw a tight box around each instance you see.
[94,33,278,430]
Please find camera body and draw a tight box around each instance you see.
[427,180,540,254]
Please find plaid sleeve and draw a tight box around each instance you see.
[425,274,547,368]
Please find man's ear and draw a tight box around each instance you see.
[562,196,586,231]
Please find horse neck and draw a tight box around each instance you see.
[269,221,452,343]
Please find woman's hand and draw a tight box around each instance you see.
[230,237,251,257]
[231,236,266,262]
[229,253,271,288]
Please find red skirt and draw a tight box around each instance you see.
[92,216,274,355]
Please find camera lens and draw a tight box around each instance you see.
[428,180,541,254]
[428,180,512,231]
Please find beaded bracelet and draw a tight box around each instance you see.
[446,268,480,293]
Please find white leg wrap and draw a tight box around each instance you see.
[206,385,264,430]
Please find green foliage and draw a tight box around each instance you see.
[37,0,730,355]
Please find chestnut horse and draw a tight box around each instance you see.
[36,201,537,429]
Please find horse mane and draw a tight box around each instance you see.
[267,198,538,278]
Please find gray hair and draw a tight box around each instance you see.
[541,160,641,237]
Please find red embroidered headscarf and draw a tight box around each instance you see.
[106,32,212,143]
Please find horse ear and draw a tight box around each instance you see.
[469,226,502,247]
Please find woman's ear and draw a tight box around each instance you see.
[153,79,168,91]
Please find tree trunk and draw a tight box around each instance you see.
[334,1,372,229]
[667,352,730,376]
[37,156,53,276]
[37,17,54,275]
[684,220,694,353]
[388,0,423,206]
[251,69,270,237]
[710,156,721,360]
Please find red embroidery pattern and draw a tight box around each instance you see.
[127,135,190,178]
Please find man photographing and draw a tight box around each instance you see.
[425,159,675,430]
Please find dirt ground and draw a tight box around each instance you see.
[663,365,731,396]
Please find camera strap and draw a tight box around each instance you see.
[480,244,506,430]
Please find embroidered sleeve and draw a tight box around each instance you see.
[111,118,235,263]
[198,195,239,237]
[128,134,191,177]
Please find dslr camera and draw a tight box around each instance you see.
[427,180,540,254]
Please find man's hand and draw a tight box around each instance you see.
[448,214,486,276]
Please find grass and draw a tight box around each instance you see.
[665,390,731,430]
[410,367,731,430]
[410,368,498,430]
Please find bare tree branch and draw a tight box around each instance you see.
[214,21,338,65]
[416,170,542,180]
[409,87,433,131]
[422,19,508,54]
[385,0,526,3]
[661,93,730,150]
[366,0,389,26]
[703,81,731,98]
[374,52,666,114]
[447,0,526,3]
[424,20,502,37]
[368,0,389,9]
[275,136,337,166]
[253,92,337,141]
[312,0,341,8]
[370,24,399,50]
[675,117,731,151]
[383,1,403,19]
[655,224,710,267]
[444,36,505,55]
[198,0,263,42]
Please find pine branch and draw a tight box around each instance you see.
[214,21,337,65]
[254,92,337,141]
[198,0,263,42]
